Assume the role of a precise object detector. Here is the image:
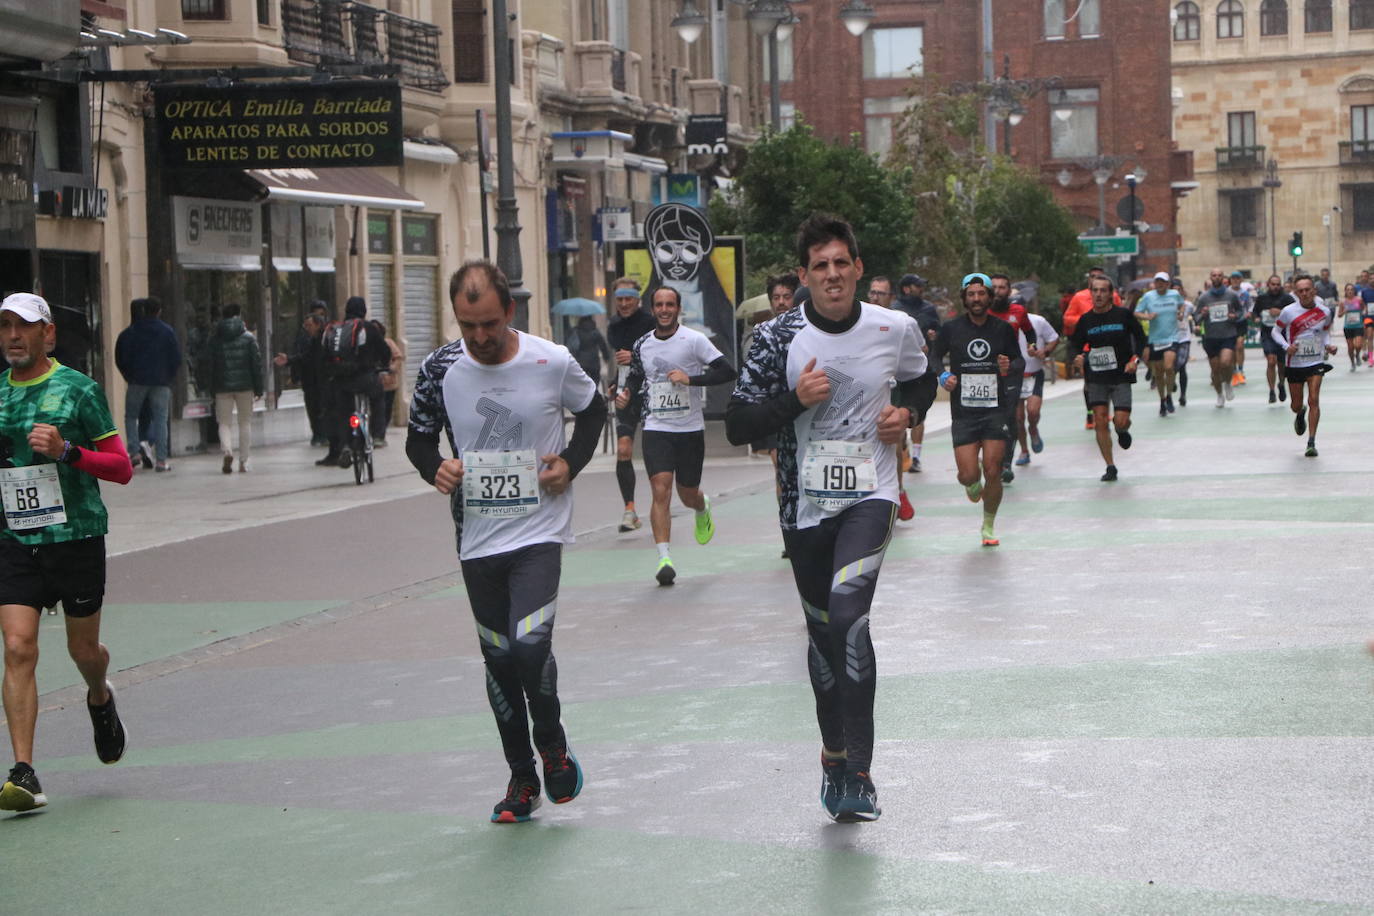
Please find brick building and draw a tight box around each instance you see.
[775,0,1189,281]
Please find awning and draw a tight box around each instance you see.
[247,167,424,211]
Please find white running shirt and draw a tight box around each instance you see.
[1021,313,1059,375]
[441,331,597,559]
[1271,302,1333,369]
[632,324,725,433]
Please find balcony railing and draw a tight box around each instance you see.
[1339,140,1374,165]
[1215,145,1265,169]
[282,0,448,92]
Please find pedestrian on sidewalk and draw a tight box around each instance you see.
[114,296,181,472]
[0,293,132,814]
[208,303,262,473]
[371,321,404,448]
[273,299,330,446]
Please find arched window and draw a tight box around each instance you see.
[1217,0,1245,38]
[1260,0,1288,34]
[1305,0,1332,32]
[1354,0,1374,30]
[1174,1,1201,39]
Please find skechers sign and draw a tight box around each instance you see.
[154,80,403,169]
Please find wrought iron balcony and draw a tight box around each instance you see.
[282,0,448,92]
[1215,145,1265,169]
[1339,140,1374,165]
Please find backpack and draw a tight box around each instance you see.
[322,318,367,374]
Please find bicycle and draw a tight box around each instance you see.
[349,391,375,485]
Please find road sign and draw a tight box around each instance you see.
[1078,235,1139,256]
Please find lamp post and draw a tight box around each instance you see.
[491,0,530,319]
[1124,169,1143,282]
[1262,158,1281,276]
[675,1,874,131]
[950,55,1058,158]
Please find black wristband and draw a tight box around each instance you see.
[59,441,81,465]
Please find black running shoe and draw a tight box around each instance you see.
[1101,465,1118,482]
[0,763,46,812]
[1278,386,1286,402]
[1166,397,1175,414]
[834,771,881,823]
[1268,390,1277,404]
[819,753,845,821]
[1159,402,1167,418]
[88,680,126,765]
[539,740,584,804]
[1001,467,1014,484]
[1117,428,1132,450]
[1294,407,1307,437]
[491,770,541,824]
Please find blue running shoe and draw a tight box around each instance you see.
[491,771,541,824]
[819,752,845,821]
[1014,453,1030,466]
[834,771,881,823]
[540,740,584,804]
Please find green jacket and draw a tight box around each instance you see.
[209,317,263,396]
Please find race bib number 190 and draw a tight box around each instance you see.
[462,449,540,518]
[802,440,877,511]
[0,465,66,531]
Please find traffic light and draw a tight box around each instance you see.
[1289,231,1304,257]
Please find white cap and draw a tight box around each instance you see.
[1152,271,1170,282]
[0,293,53,325]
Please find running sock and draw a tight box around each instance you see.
[615,459,635,504]
[912,444,923,460]
[695,495,710,517]
[656,542,671,561]
[981,513,997,542]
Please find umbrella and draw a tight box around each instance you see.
[551,297,605,317]
[1127,278,1155,291]
[735,292,772,322]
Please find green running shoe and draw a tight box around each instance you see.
[694,496,715,545]
[655,556,677,586]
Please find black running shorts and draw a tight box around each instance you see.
[951,410,1012,448]
[641,429,706,488]
[0,535,106,617]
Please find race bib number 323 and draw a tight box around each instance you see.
[462,449,540,518]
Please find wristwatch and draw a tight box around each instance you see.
[58,440,81,464]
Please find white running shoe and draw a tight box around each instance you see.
[1223,381,1234,401]
[618,509,641,532]
[1215,391,1225,408]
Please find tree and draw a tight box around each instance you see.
[887,76,1091,300]
[708,120,916,296]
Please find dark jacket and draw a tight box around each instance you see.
[607,308,656,353]
[209,317,264,396]
[895,293,941,340]
[114,317,182,387]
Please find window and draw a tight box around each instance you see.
[862,27,923,79]
[1174,1,1201,39]
[780,102,797,131]
[1079,0,1101,37]
[1050,88,1099,158]
[1354,0,1374,29]
[863,97,906,157]
[1305,0,1332,32]
[1217,0,1244,38]
[452,0,486,83]
[1353,104,1374,154]
[1173,1,1200,39]
[1222,189,1262,238]
[1045,0,1066,38]
[1260,0,1288,34]
[257,0,269,25]
[182,0,225,19]
[1227,111,1257,149]
[763,30,794,83]
[1355,187,1374,231]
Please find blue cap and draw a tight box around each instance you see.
[961,272,991,290]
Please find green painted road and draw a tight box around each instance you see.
[5,360,1373,914]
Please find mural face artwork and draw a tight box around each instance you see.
[646,203,714,284]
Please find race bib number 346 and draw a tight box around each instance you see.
[802,440,877,511]
[0,465,66,531]
[462,449,540,518]
[960,373,998,408]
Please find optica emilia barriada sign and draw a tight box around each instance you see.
[153,80,403,169]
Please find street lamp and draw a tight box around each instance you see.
[670,1,708,45]
[1124,169,1145,281]
[491,0,529,318]
[950,55,1060,157]
[838,0,877,37]
[1262,158,1282,276]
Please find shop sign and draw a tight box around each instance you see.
[37,186,108,220]
[154,80,403,170]
[173,196,262,271]
[685,115,728,157]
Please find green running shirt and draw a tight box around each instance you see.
[0,360,118,545]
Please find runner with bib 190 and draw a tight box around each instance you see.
[726,214,933,823]
[404,261,608,824]
[930,273,1024,547]
[617,287,736,586]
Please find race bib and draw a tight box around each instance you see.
[0,465,66,531]
[802,440,877,511]
[462,449,540,518]
[960,373,998,408]
[1346,311,1363,328]
[649,380,689,418]
[1208,303,1230,323]
[1294,337,1323,359]
[1088,347,1118,372]
[1020,374,1035,399]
